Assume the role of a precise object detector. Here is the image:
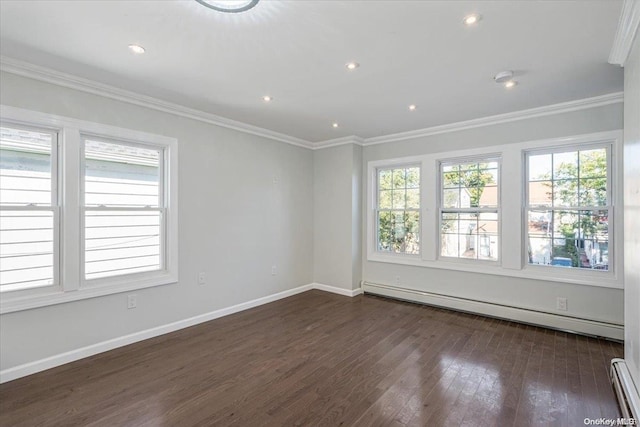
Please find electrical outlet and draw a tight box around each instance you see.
[271,265,277,276]
[127,294,137,309]
[198,272,206,285]
[556,297,568,311]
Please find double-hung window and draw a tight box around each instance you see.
[526,145,610,270]
[375,165,420,255]
[439,158,499,261]
[0,106,178,313]
[367,131,620,287]
[83,137,164,281]
[0,125,58,293]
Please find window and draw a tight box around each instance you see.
[439,158,499,261]
[526,145,610,270]
[376,166,420,255]
[366,131,620,288]
[0,106,178,313]
[0,125,58,292]
[83,138,164,281]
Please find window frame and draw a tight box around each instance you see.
[374,163,421,257]
[0,122,61,296]
[523,142,614,276]
[366,130,623,289]
[0,105,178,314]
[80,134,168,286]
[437,155,501,264]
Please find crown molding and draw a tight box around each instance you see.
[609,0,640,66]
[0,56,315,150]
[361,92,624,146]
[312,135,364,150]
[1,56,624,152]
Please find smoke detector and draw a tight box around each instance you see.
[494,71,514,83]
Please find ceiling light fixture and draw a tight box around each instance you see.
[128,44,145,54]
[332,123,339,128]
[504,80,518,89]
[408,104,417,111]
[463,14,482,25]
[195,0,259,13]
[262,95,272,102]
[346,62,360,70]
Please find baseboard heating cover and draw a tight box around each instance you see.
[610,358,640,421]
[361,281,624,340]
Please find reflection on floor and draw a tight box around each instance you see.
[0,290,622,426]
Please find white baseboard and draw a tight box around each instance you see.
[0,282,365,384]
[362,281,624,340]
[1,284,318,384]
[312,282,363,297]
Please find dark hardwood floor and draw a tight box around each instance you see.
[0,290,623,427]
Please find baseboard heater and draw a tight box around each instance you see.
[361,281,624,340]
[610,359,640,421]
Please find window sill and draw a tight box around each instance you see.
[0,271,178,314]
[367,253,622,289]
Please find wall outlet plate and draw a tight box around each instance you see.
[556,297,568,311]
[127,294,137,309]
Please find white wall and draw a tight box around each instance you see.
[313,143,362,290]
[0,66,627,376]
[362,103,625,326]
[0,71,314,372]
[623,33,640,388]
[351,144,363,289]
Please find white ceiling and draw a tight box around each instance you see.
[0,0,624,143]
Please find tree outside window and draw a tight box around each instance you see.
[527,147,609,270]
[376,166,420,255]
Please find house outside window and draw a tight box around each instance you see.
[526,145,610,271]
[439,158,500,262]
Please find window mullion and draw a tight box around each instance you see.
[61,127,81,291]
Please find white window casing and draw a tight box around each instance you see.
[0,105,178,313]
[367,130,623,289]
[524,143,612,273]
[437,155,501,264]
[374,164,421,257]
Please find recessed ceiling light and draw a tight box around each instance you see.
[332,123,339,128]
[463,14,482,25]
[262,95,273,102]
[346,62,360,70]
[408,104,417,111]
[195,0,259,13]
[463,13,482,25]
[128,44,145,54]
[504,80,518,89]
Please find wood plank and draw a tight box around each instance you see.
[0,291,623,427]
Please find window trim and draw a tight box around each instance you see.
[374,163,421,257]
[437,155,502,264]
[80,134,167,285]
[523,141,614,275]
[0,105,178,314]
[0,122,61,297]
[366,130,623,289]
